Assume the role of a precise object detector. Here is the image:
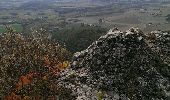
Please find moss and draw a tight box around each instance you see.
[97,90,105,100]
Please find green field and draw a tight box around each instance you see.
[0,25,6,33]
[0,24,23,33]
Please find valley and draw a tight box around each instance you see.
[0,0,170,52]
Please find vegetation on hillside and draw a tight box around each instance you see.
[166,14,170,22]
[0,24,23,33]
[52,25,107,52]
[0,27,74,100]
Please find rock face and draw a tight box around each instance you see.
[58,28,170,100]
[148,31,170,81]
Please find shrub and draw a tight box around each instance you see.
[0,27,74,99]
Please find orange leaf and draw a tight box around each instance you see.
[20,76,31,85]
[15,82,22,90]
[58,61,69,71]
[42,75,48,80]
[16,73,33,90]
[44,55,50,65]
[5,92,21,100]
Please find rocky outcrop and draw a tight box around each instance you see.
[148,30,170,82]
[58,28,170,100]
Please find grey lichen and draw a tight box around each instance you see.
[57,28,170,100]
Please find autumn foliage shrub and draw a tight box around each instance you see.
[0,27,74,100]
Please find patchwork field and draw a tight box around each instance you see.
[0,1,170,34]
[74,4,170,32]
[0,24,23,33]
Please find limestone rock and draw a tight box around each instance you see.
[58,28,170,100]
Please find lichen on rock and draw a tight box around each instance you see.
[58,28,170,100]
